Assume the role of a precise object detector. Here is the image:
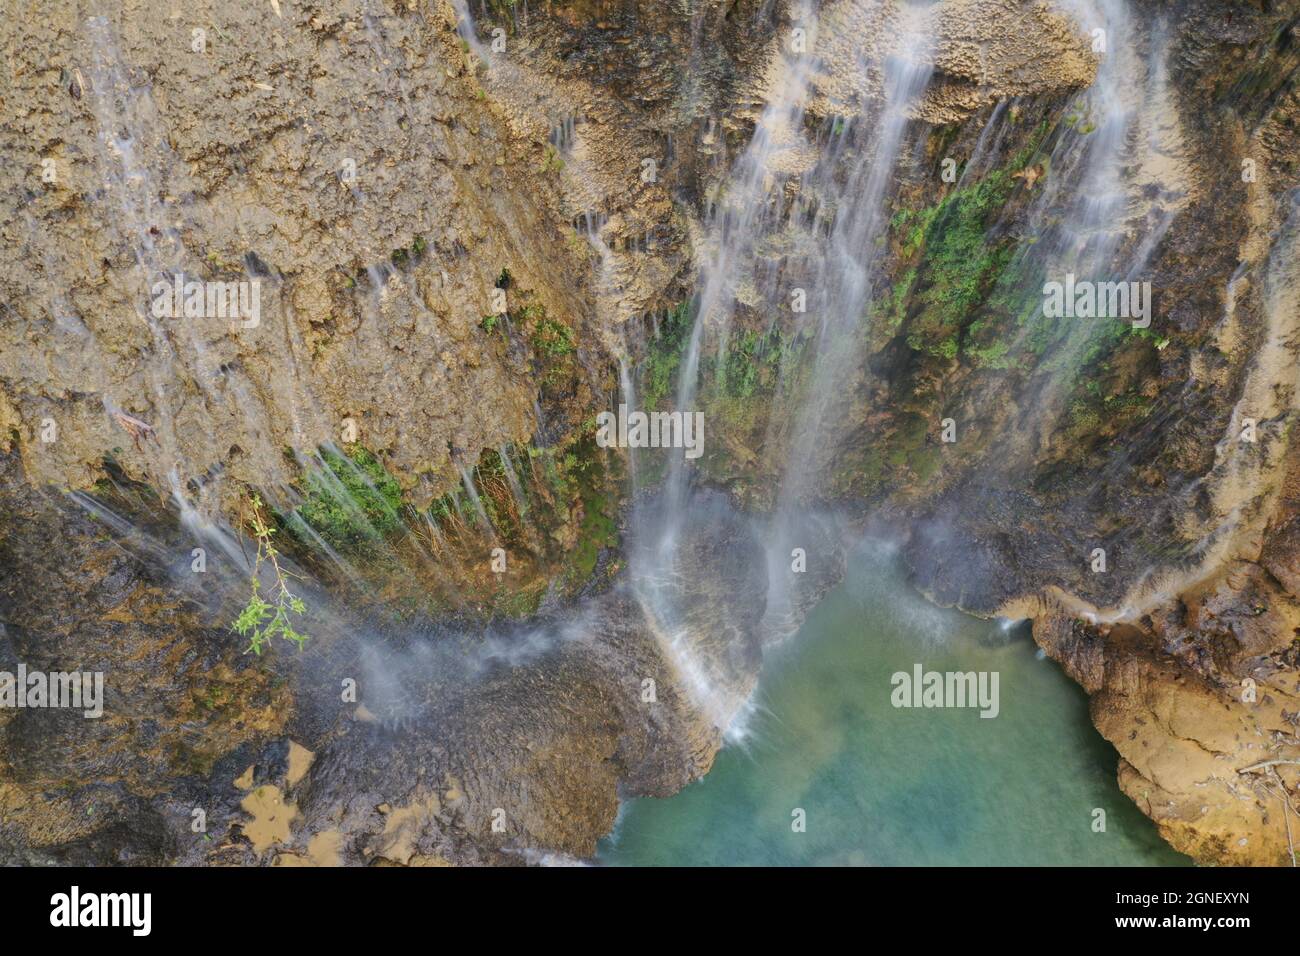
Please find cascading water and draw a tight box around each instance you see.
[1054,192,1300,624]
[8,0,1295,872]
[899,0,1211,611]
[625,0,943,737]
[83,15,195,475]
[757,13,937,641]
[623,0,830,736]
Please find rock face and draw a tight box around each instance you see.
[1029,599,1300,866]
[809,0,1098,123]
[0,456,834,865]
[1,0,1299,866]
[0,0,1105,508]
[0,454,293,864]
[1,0,595,508]
[1004,430,1300,866]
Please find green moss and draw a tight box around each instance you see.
[907,171,1017,355]
[293,446,403,553]
[881,413,943,482]
[874,267,917,332]
[570,471,616,585]
[531,315,575,357]
[1058,384,1156,453]
[913,448,941,481]
[718,326,788,399]
[883,112,1060,366]
[641,301,692,410]
[884,165,1025,363]
[835,443,887,498]
[963,337,1013,369]
[494,580,548,618]
[521,435,619,591]
[1067,399,1103,434]
[488,300,576,389]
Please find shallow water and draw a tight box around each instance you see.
[599,541,1189,866]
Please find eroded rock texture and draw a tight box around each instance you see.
[1,0,1298,865]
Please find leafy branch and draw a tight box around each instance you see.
[232,494,309,655]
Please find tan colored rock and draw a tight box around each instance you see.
[801,0,1097,123]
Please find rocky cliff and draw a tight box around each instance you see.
[1,0,1298,865]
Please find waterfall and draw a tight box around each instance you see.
[754,10,936,641]
[673,4,822,428]
[449,0,490,63]
[83,15,192,476]
[773,13,935,507]
[625,0,942,737]
[458,464,496,535]
[618,355,640,493]
[498,445,529,516]
[1000,0,1187,378]
[621,0,1203,735]
[1054,194,1300,623]
[934,0,1202,592]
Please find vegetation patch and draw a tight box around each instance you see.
[531,313,575,357]
[716,327,789,399]
[898,169,1018,360]
[232,494,310,655]
[293,446,404,555]
[565,438,618,587]
[640,301,692,410]
[883,118,1057,366]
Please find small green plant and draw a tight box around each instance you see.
[480,314,502,333]
[641,301,692,409]
[295,446,404,553]
[531,315,575,357]
[232,495,309,655]
[540,144,564,174]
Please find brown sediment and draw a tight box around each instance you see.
[239,785,297,856]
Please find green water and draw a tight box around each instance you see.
[599,544,1189,866]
